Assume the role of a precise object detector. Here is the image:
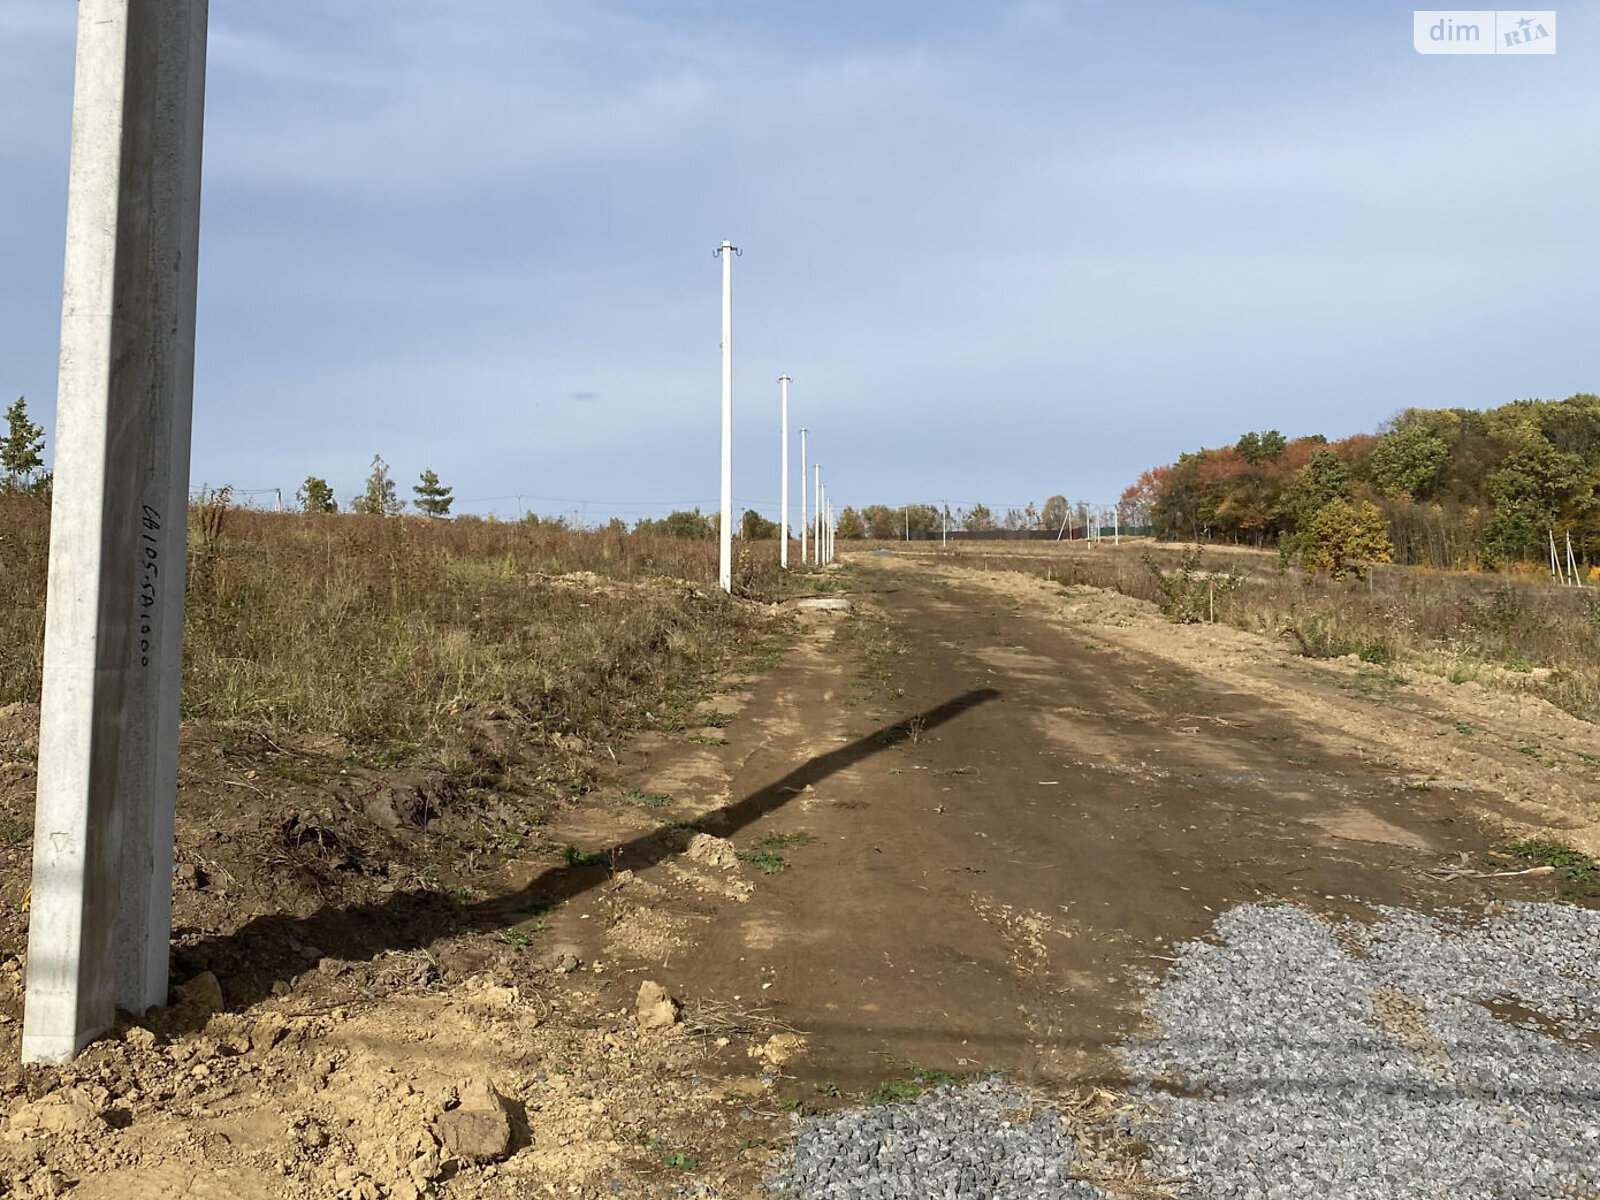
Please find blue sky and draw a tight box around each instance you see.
[1,1,1595,520]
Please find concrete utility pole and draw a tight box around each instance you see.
[815,465,822,561]
[25,0,209,1065]
[818,481,826,563]
[779,376,790,569]
[799,428,808,566]
[715,240,738,593]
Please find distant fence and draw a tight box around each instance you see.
[896,527,1155,542]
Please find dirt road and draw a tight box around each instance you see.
[3,549,1594,1199]
[589,552,1575,1103]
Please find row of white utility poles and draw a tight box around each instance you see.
[715,241,834,594]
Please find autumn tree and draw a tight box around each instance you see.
[961,503,996,532]
[635,509,714,539]
[1369,425,1450,499]
[836,507,867,539]
[860,504,899,539]
[740,509,778,539]
[1296,499,1394,579]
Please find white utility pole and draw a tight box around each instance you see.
[819,483,826,563]
[715,240,738,593]
[942,502,948,548]
[779,376,790,569]
[815,465,822,561]
[816,480,823,560]
[799,428,808,565]
[25,0,209,1064]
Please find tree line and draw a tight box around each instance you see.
[296,456,454,517]
[1123,393,1600,573]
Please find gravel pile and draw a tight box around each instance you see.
[766,900,1599,1199]
[1122,901,1600,1200]
[766,1077,1108,1199]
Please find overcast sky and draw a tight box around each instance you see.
[2,1,1595,520]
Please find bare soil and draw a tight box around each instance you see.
[1,551,1595,1199]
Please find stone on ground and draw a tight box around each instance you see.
[433,1080,513,1162]
[636,980,679,1030]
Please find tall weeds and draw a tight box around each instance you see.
[941,541,1599,722]
[0,498,785,754]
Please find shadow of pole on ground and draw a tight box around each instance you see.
[165,689,1003,1016]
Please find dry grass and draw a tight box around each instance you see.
[891,539,1600,722]
[0,496,794,764]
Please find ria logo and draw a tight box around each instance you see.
[1413,10,1556,53]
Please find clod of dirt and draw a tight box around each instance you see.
[548,948,582,974]
[434,1079,513,1163]
[172,970,224,1016]
[748,1032,806,1068]
[636,980,680,1030]
[4,1086,107,1136]
[686,833,739,869]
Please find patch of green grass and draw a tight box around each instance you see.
[1357,641,1394,665]
[758,832,815,850]
[1577,751,1600,768]
[737,831,814,874]
[661,1151,698,1171]
[737,1137,767,1151]
[562,844,610,868]
[497,928,536,948]
[1506,838,1600,898]
[1454,722,1475,736]
[744,637,787,673]
[618,788,672,808]
[738,849,787,875]
[689,734,728,746]
[699,710,736,728]
[1516,742,1540,758]
[343,742,425,770]
[863,1069,966,1106]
